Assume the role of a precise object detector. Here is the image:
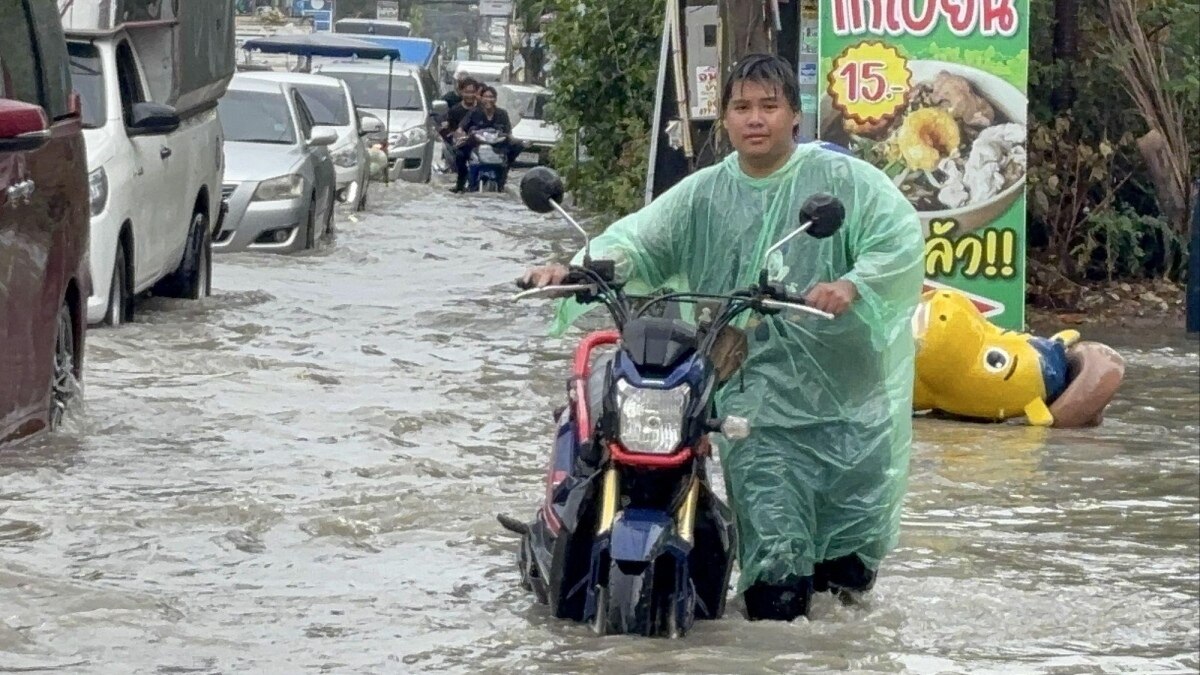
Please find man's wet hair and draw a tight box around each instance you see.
[720,53,800,113]
[460,77,480,91]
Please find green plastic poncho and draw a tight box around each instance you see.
[552,144,925,591]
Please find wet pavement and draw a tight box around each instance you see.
[1,180,1197,673]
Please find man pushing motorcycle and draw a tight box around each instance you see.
[520,54,924,620]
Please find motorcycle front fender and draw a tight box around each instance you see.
[608,508,685,563]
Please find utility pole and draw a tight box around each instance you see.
[720,0,772,68]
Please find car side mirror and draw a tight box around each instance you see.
[519,166,564,214]
[0,99,51,152]
[358,114,384,137]
[800,193,845,239]
[127,102,180,136]
[431,100,448,116]
[309,126,339,147]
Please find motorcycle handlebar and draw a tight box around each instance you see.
[758,298,833,320]
[512,284,597,301]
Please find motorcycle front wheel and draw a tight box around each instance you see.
[594,559,686,637]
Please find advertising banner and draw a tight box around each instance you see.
[817,0,1030,328]
[377,0,400,20]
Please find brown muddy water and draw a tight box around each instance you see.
[2,180,1197,674]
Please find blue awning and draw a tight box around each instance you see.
[241,34,401,60]
[343,35,437,68]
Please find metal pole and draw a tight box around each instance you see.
[1187,180,1199,334]
[644,7,671,206]
[667,0,693,160]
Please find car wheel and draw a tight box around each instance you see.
[324,191,336,240]
[161,210,211,300]
[304,197,317,250]
[104,243,132,327]
[356,176,369,211]
[48,302,75,430]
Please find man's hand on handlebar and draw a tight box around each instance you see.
[804,280,858,316]
[518,264,571,289]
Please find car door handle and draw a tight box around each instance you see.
[160,147,172,159]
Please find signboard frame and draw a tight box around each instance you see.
[817,0,1031,329]
[478,0,513,18]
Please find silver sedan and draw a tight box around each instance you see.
[215,76,338,254]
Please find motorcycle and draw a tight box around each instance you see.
[500,167,846,637]
[467,129,510,193]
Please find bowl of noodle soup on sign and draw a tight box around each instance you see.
[822,60,1028,237]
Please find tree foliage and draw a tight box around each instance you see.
[1026,0,1198,280]
[539,0,665,215]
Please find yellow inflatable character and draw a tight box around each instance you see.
[912,290,1080,426]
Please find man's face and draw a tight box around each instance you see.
[723,80,799,160]
[481,90,497,109]
[462,85,479,105]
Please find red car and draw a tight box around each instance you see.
[0,0,91,444]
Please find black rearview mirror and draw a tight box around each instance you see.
[800,193,845,239]
[520,166,565,214]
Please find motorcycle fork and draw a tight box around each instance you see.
[597,467,618,534]
[597,466,700,543]
[676,477,700,543]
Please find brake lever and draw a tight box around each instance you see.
[758,298,834,320]
[512,284,598,301]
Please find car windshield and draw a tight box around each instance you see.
[218,89,296,144]
[68,42,105,129]
[295,84,350,126]
[326,72,422,111]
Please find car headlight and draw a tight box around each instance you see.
[616,379,690,455]
[88,168,108,217]
[252,174,304,202]
[331,146,359,168]
[388,127,428,148]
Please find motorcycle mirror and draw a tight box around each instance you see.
[519,166,564,214]
[520,166,593,263]
[800,193,845,239]
[760,193,847,273]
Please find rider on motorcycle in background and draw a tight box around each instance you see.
[450,85,525,193]
[521,54,924,621]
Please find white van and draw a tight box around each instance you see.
[63,2,233,326]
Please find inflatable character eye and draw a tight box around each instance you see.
[983,348,1011,373]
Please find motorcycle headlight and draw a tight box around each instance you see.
[331,146,358,168]
[616,379,690,455]
[388,127,428,148]
[252,174,304,202]
[88,168,108,217]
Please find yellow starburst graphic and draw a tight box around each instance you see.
[827,42,912,126]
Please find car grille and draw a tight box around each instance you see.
[221,183,238,200]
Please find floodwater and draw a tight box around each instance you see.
[2,180,1197,674]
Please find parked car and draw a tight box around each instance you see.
[497,83,561,166]
[241,71,376,211]
[314,61,445,183]
[215,75,338,254]
[0,0,90,443]
[65,18,230,327]
[446,59,511,87]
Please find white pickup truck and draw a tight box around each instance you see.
[61,0,234,326]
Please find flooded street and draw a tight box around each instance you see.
[2,181,1197,673]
